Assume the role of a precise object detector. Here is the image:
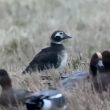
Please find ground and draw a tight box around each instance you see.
[0,0,110,110]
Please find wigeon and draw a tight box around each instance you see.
[25,89,67,110]
[89,51,110,92]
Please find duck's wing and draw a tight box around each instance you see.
[38,89,61,97]
[60,71,89,89]
[38,89,65,108]
[25,89,65,108]
[23,47,60,73]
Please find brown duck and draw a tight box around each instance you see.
[0,69,32,107]
[89,51,110,92]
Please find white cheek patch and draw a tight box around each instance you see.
[98,60,104,67]
[55,32,63,38]
[50,93,63,99]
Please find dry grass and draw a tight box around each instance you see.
[0,0,110,109]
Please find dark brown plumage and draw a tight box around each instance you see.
[102,50,110,68]
[89,52,103,77]
[23,44,65,73]
[0,69,32,107]
[90,51,110,92]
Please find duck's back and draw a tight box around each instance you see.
[23,45,65,73]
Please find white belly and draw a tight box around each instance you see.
[59,52,68,68]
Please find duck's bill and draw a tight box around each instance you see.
[64,35,72,39]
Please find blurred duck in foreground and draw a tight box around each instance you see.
[60,50,110,91]
[89,51,110,92]
[60,71,89,89]
[0,69,32,107]
[25,89,66,110]
[22,30,72,74]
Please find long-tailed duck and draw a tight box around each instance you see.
[22,30,72,74]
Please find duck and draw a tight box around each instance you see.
[22,30,72,74]
[25,89,67,110]
[60,71,89,90]
[89,52,103,77]
[89,51,110,92]
[0,69,32,107]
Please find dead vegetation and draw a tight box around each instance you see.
[0,0,110,110]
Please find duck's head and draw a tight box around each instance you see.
[102,50,110,67]
[51,30,72,45]
[89,52,103,77]
[0,69,12,89]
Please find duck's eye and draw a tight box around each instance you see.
[60,32,63,35]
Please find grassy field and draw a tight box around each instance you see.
[0,0,110,110]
